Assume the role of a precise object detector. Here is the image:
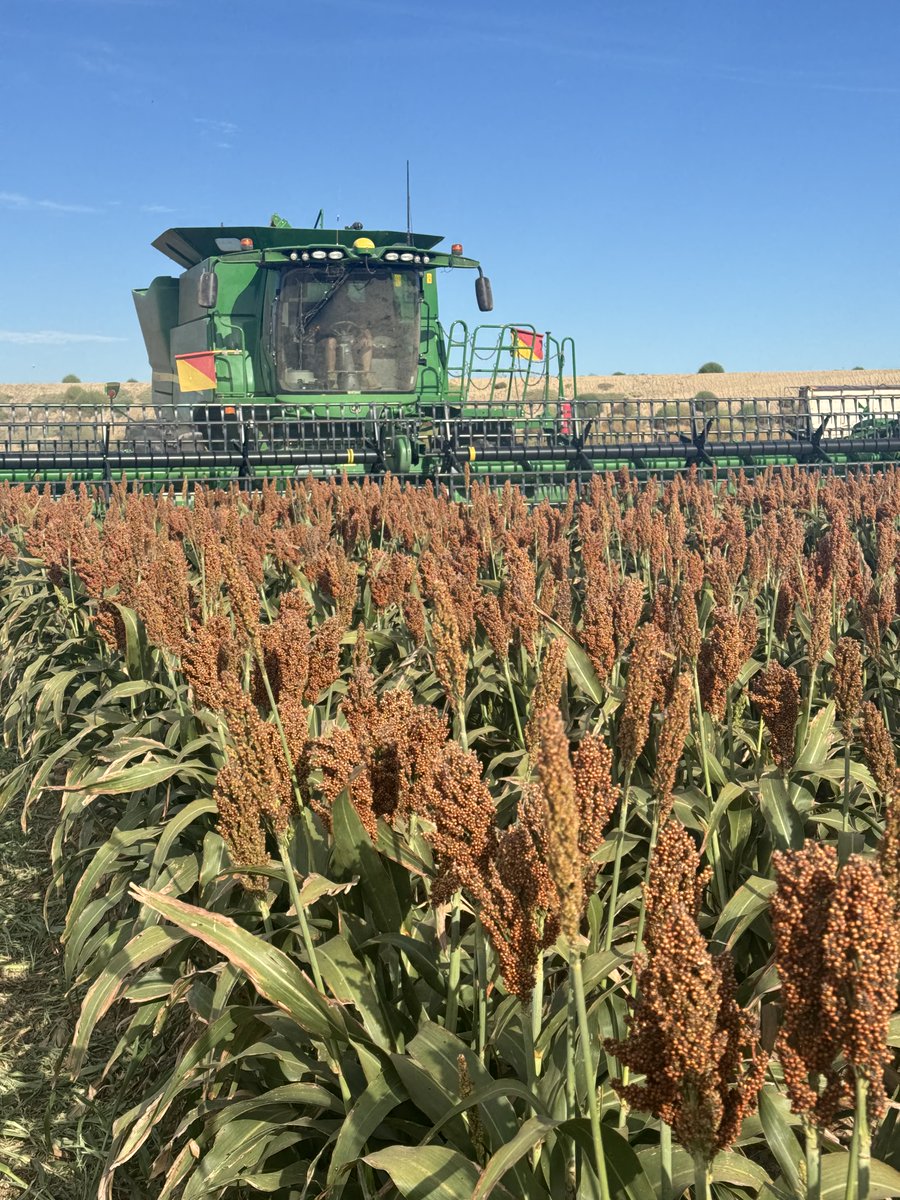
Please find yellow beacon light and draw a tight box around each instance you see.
[353,237,375,251]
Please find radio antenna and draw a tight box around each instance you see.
[406,160,412,244]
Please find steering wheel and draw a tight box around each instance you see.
[329,320,360,339]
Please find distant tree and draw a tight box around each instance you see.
[612,371,626,376]
[577,391,627,419]
[852,365,865,371]
[126,377,138,383]
[62,373,80,383]
[698,362,724,374]
[695,390,717,400]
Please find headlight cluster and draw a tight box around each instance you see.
[286,249,431,264]
[383,251,430,264]
[289,249,346,262]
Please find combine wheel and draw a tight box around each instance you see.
[388,434,413,476]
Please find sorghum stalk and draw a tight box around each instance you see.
[571,947,611,1199]
[877,670,893,734]
[527,957,545,1087]
[456,700,468,752]
[532,957,545,1073]
[693,1153,712,1200]
[726,689,735,774]
[276,837,324,994]
[445,896,462,1034]
[757,578,780,755]
[846,1103,860,1200]
[258,582,273,622]
[856,1074,871,1200]
[66,545,77,619]
[324,676,338,725]
[523,992,538,1111]
[801,663,817,753]
[275,835,352,1107]
[660,1122,672,1198]
[475,923,488,1062]
[692,664,715,801]
[603,767,632,952]
[805,1121,821,1200]
[842,739,852,833]
[503,656,526,748]
[692,665,728,904]
[254,651,319,868]
[565,978,578,1199]
[845,1073,871,1200]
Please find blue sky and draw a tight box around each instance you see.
[1,0,898,381]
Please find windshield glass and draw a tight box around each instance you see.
[275,265,420,393]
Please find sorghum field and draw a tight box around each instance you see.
[0,468,899,1200]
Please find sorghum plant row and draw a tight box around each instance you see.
[0,466,897,1199]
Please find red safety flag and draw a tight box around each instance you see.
[511,329,544,362]
[175,351,217,393]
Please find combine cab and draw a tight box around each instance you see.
[4,213,900,492]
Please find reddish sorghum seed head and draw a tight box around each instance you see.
[181,615,243,713]
[652,669,693,810]
[366,549,415,610]
[311,675,447,840]
[822,855,900,1122]
[772,844,900,1126]
[697,606,746,721]
[531,706,582,943]
[617,622,664,772]
[606,823,766,1161]
[770,843,840,1121]
[751,662,800,773]
[613,576,645,653]
[671,587,702,663]
[475,591,511,661]
[214,687,294,890]
[859,701,896,799]
[879,799,900,915]
[572,731,618,882]
[581,579,617,681]
[645,819,711,934]
[805,582,832,671]
[832,637,863,733]
[222,548,261,648]
[525,638,569,757]
[304,615,345,702]
[499,542,539,657]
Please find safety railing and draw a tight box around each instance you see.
[443,322,572,415]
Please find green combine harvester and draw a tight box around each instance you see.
[4,212,900,493]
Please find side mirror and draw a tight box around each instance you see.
[198,270,218,308]
[475,274,493,313]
